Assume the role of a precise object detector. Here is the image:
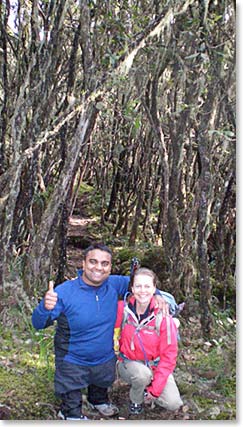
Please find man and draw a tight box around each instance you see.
[32,243,168,420]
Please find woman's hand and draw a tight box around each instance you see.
[144,391,156,405]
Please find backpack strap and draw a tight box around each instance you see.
[155,311,171,345]
[166,316,171,345]
[121,304,131,330]
[120,305,174,366]
[122,305,172,345]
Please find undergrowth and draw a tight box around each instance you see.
[0,301,236,420]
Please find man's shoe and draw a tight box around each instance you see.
[129,402,144,415]
[88,402,119,416]
[58,410,89,420]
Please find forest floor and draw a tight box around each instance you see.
[0,193,236,421]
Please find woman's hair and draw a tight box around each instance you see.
[133,267,159,287]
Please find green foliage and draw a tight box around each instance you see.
[0,286,236,420]
[116,247,138,263]
[32,184,55,213]
[6,253,26,281]
[210,273,236,311]
[140,247,169,290]
[214,374,236,399]
[77,182,95,195]
[0,0,236,417]
[0,368,56,420]
[113,247,143,275]
[176,309,236,420]
[181,309,236,419]
[0,308,57,420]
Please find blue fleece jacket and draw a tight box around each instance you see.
[32,270,130,366]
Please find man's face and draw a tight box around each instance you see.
[82,249,112,286]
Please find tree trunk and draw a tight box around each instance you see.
[197,138,213,337]
[25,102,98,289]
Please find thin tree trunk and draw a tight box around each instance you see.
[25,102,98,287]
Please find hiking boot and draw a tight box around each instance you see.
[58,410,89,420]
[88,402,119,416]
[129,402,144,415]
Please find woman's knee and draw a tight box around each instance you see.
[156,375,183,411]
[156,395,183,411]
[166,399,183,411]
[118,361,152,386]
[131,363,152,384]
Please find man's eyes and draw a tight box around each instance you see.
[89,259,109,267]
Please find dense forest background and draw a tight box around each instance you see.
[0,0,236,333]
[0,0,236,420]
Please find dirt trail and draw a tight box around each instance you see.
[65,194,98,276]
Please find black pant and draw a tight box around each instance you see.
[55,357,117,417]
[88,383,109,405]
[60,384,108,417]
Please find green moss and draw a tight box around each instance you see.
[141,247,169,288]
[78,182,95,195]
[0,313,58,420]
[0,366,57,420]
[178,381,198,397]
[116,248,137,263]
[214,374,236,398]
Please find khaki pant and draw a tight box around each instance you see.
[117,360,183,410]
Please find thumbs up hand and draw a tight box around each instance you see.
[44,280,58,310]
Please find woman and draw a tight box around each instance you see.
[115,267,183,415]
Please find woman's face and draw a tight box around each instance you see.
[132,274,156,306]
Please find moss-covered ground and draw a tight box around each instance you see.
[0,302,236,420]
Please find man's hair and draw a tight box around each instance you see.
[83,243,112,259]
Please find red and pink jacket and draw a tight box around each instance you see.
[115,296,178,397]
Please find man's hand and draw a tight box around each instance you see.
[154,294,169,316]
[44,280,58,310]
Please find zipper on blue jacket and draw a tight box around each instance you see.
[96,293,100,312]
